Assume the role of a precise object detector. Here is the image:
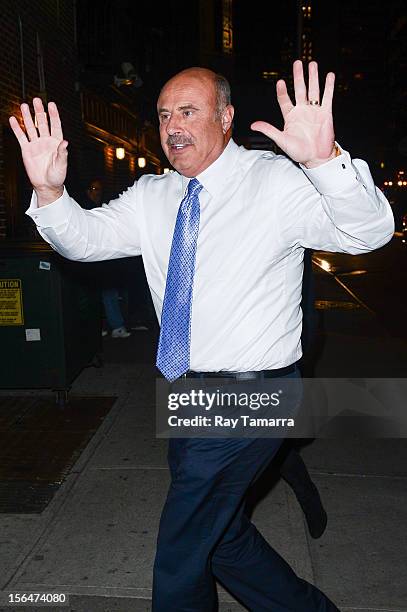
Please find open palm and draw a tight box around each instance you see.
[9,98,67,191]
[251,61,336,167]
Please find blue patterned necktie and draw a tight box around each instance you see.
[156,178,203,381]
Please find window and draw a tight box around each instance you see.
[222,0,233,54]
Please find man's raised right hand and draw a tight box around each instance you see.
[9,98,67,206]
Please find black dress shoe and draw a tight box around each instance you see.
[278,446,328,539]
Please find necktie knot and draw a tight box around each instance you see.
[187,178,203,198]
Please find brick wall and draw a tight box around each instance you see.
[0,0,84,239]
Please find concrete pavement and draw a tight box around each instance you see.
[1,263,407,612]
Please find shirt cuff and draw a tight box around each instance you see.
[300,143,362,196]
[25,187,72,228]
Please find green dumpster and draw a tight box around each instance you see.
[0,241,102,404]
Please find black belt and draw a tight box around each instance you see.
[185,364,296,381]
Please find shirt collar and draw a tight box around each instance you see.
[180,138,239,197]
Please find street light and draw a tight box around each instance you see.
[137,157,146,168]
[116,147,125,160]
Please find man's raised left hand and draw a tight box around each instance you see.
[251,60,337,168]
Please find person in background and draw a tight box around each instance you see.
[84,179,131,339]
[83,178,104,211]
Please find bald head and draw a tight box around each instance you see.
[157,67,234,177]
[160,68,231,118]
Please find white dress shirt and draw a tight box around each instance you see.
[26,139,394,372]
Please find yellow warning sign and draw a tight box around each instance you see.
[0,279,24,326]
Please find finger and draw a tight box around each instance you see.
[55,140,69,167]
[8,116,29,148]
[56,139,68,157]
[20,103,39,141]
[307,61,320,103]
[251,121,284,148]
[321,72,335,111]
[48,102,64,140]
[33,98,50,137]
[293,60,307,105]
[276,80,294,119]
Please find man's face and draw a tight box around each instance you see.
[157,72,233,177]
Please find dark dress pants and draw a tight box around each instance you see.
[152,380,339,611]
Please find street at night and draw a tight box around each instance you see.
[2,258,407,611]
[314,235,407,346]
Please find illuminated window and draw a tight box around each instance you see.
[304,5,312,19]
[222,0,233,54]
[262,71,279,80]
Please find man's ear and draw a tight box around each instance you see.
[221,105,234,134]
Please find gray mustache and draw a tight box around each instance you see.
[167,136,194,146]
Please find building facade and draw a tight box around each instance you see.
[0,0,164,240]
[0,0,83,239]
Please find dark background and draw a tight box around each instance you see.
[0,0,406,240]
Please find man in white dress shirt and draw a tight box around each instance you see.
[10,62,393,611]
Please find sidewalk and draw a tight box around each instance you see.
[1,266,407,612]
